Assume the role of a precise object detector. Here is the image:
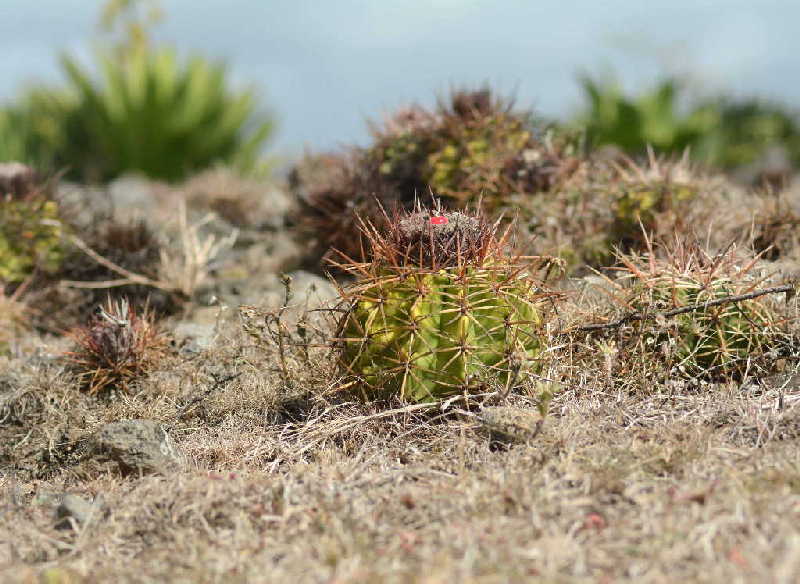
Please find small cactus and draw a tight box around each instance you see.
[611,240,790,380]
[607,152,703,250]
[0,195,65,283]
[66,298,166,394]
[334,204,557,402]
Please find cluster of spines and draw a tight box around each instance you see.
[66,298,165,394]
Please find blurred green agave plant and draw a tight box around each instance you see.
[578,75,800,173]
[58,48,273,182]
[694,98,800,171]
[579,76,716,155]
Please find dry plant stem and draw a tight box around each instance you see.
[270,275,294,389]
[292,392,495,456]
[158,200,238,297]
[63,235,170,290]
[61,200,237,297]
[176,372,243,419]
[578,283,795,333]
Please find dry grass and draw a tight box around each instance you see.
[3,169,800,583]
[3,304,800,583]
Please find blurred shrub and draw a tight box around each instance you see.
[579,76,716,155]
[0,88,73,170]
[694,98,800,171]
[58,49,273,181]
[577,75,800,174]
[0,0,272,182]
[521,151,730,274]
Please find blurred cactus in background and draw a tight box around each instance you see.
[0,196,65,283]
[0,163,65,284]
[291,87,580,265]
[605,152,702,250]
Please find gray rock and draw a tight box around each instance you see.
[286,270,339,309]
[107,174,159,220]
[92,419,184,475]
[54,494,103,530]
[172,306,229,354]
[234,270,339,319]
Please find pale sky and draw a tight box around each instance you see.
[1,0,798,155]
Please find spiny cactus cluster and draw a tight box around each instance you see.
[0,193,65,283]
[66,298,166,394]
[334,203,558,402]
[290,88,578,264]
[525,151,716,273]
[378,89,574,208]
[605,152,703,250]
[609,240,790,380]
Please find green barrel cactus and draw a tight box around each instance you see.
[335,207,553,402]
[617,241,787,380]
[644,276,773,376]
[0,195,65,283]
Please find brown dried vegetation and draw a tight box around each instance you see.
[4,115,800,581]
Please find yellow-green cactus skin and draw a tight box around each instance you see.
[340,268,543,402]
[336,208,551,402]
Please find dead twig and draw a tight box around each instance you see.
[64,235,170,290]
[577,283,795,333]
[176,372,243,419]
